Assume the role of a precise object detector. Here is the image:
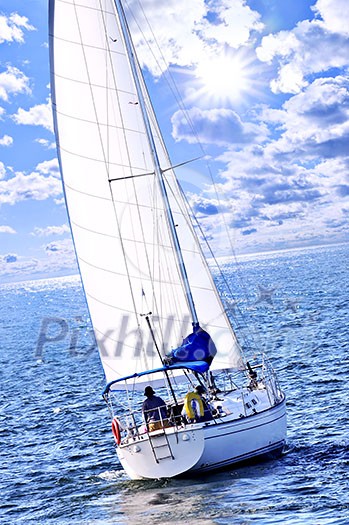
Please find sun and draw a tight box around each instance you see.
[193,51,254,104]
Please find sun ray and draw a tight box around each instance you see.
[182,49,264,107]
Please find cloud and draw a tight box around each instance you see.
[172,107,263,146]
[199,125,349,254]
[12,100,53,131]
[0,242,77,283]
[0,12,35,44]
[0,66,31,102]
[256,1,349,94]
[197,0,263,49]
[189,194,230,216]
[0,225,16,234]
[241,228,257,236]
[45,238,75,259]
[35,138,56,150]
[0,135,13,147]
[0,161,5,179]
[128,0,262,75]
[263,76,349,159]
[313,0,349,37]
[35,158,60,177]
[32,224,70,237]
[3,253,17,263]
[0,171,62,206]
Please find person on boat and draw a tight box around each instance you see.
[142,386,169,432]
[182,385,213,423]
[195,385,213,421]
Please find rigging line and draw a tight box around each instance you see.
[162,173,246,357]
[109,170,154,182]
[129,1,261,352]
[124,0,216,196]
[173,181,256,353]
[161,156,204,173]
[117,0,199,328]
[151,175,183,348]
[111,0,172,360]
[110,156,205,183]
[103,0,157,356]
[127,0,204,150]
[73,0,146,353]
[131,39,202,335]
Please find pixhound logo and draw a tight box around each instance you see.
[35,316,96,359]
[35,314,192,360]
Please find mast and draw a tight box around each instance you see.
[114,0,199,328]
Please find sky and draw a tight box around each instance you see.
[0,0,349,283]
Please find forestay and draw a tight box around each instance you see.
[49,0,244,387]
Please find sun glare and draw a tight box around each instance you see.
[194,52,253,104]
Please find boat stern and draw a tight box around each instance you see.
[117,426,205,479]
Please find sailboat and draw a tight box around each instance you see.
[49,0,286,479]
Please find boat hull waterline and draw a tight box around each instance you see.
[117,398,286,479]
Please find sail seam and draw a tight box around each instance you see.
[48,33,124,55]
[52,107,149,133]
[56,145,147,171]
[51,71,136,96]
[79,255,211,289]
[69,218,201,253]
[70,0,147,360]
[54,0,114,16]
[63,180,200,216]
[106,0,169,363]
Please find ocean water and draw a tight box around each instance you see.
[1,244,348,524]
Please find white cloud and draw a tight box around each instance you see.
[45,238,73,253]
[32,224,70,237]
[0,12,35,44]
[0,255,39,281]
[12,100,53,131]
[128,0,262,75]
[0,225,16,234]
[197,0,263,49]
[256,3,349,95]
[0,161,5,179]
[0,66,31,101]
[44,238,76,270]
[0,135,13,147]
[172,107,264,146]
[0,171,62,206]
[0,241,77,282]
[313,0,349,37]
[2,253,17,263]
[270,63,308,95]
[264,76,349,158]
[54,197,66,206]
[256,31,300,64]
[35,158,60,177]
[35,138,56,150]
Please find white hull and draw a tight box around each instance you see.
[117,397,286,479]
[190,397,286,474]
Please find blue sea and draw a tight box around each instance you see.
[1,244,348,524]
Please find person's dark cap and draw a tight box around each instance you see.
[144,386,154,397]
[195,385,205,394]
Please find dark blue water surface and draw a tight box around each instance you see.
[1,244,348,524]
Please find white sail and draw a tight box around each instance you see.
[49,0,244,387]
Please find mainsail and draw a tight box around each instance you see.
[49,0,244,386]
